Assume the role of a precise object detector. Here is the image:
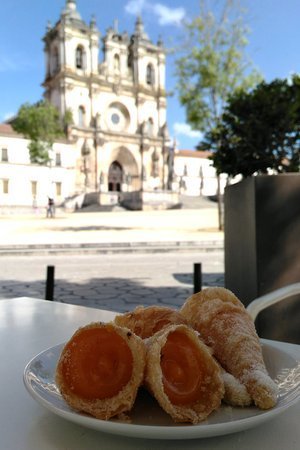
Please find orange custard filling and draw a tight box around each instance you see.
[161,330,205,406]
[60,326,133,400]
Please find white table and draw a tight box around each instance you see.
[0,297,299,450]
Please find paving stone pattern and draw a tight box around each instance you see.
[0,253,224,313]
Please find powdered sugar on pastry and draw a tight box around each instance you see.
[221,370,252,407]
[181,287,278,410]
[114,305,187,339]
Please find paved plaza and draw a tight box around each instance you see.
[0,203,224,312]
[0,252,224,313]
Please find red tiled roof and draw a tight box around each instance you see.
[176,149,212,158]
[0,123,21,136]
[0,123,68,143]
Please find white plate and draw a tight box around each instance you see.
[23,341,300,440]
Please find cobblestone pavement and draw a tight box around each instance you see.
[0,252,224,313]
[0,206,224,312]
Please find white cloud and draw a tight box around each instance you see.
[152,4,185,26]
[3,112,15,121]
[125,0,146,15]
[125,1,186,26]
[173,122,203,139]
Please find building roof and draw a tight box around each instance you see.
[176,149,212,159]
[0,123,20,137]
[0,123,69,144]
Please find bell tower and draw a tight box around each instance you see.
[127,16,167,136]
[42,0,100,123]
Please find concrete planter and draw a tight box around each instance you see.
[224,174,300,343]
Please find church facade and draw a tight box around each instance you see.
[43,0,172,207]
[0,0,224,212]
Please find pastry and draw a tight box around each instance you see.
[144,324,224,423]
[219,365,252,406]
[114,305,187,339]
[180,287,278,409]
[56,322,146,420]
[115,304,251,407]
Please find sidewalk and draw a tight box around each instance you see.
[0,207,224,312]
[0,207,224,255]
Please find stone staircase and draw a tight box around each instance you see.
[179,194,217,209]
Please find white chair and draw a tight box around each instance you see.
[246,282,300,321]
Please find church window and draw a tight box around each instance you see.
[114,54,120,72]
[146,118,154,135]
[78,106,85,126]
[55,153,61,166]
[31,181,37,196]
[53,47,59,73]
[1,148,8,162]
[1,179,9,194]
[146,63,155,86]
[111,113,120,124]
[107,102,129,131]
[55,182,62,197]
[76,46,84,69]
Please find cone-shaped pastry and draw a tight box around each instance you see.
[144,324,224,423]
[181,287,278,409]
[115,304,250,406]
[56,322,146,420]
[114,305,187,339]
[219,366,252,407]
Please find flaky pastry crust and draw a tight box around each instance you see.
[56,322,146,420]
[181,287,278,409]
[114,305,187,339]
[144,324,225,424]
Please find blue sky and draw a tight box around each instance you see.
[1,0,300,149]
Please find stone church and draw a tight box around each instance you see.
[0,0,221,212]
[43,0,174,208]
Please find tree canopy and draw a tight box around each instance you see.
[175,0,261,136]
[175,0,261,229]
[209,76,300,177]
[12,100,69,165]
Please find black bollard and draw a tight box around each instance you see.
[45,265,55,301]
[193,263,202,293]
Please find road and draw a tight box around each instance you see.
[0,251,224,312]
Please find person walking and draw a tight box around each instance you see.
[46,197,55,218]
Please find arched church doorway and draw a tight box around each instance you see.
[108,146,140,191]
[108,161,123,192]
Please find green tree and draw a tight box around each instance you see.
[12,100,68,165]
[175,0,261,227]
[210,76,300,177]
[175,0,261,135]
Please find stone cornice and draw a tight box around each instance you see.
[43,70,167,100]
[70,126,165,147]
